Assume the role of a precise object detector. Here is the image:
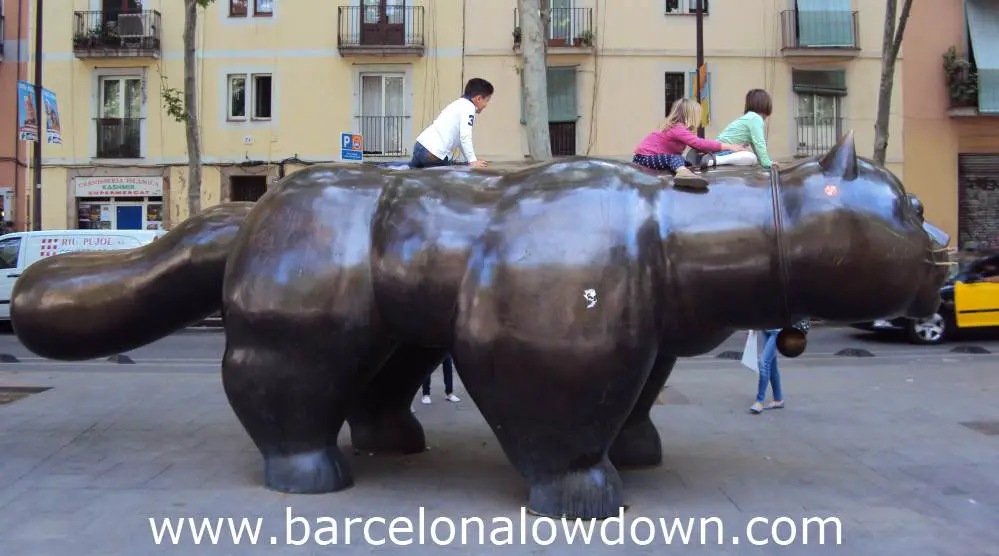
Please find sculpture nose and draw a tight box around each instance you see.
[922,220,950,248]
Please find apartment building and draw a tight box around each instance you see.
[27,0,900,231]
[1,0,29,231]
[468,0,901,177]
[903,0,999,251]
[29,0,461,229]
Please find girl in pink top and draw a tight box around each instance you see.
[633,98,747,188]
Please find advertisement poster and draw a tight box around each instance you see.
[42,88,62,144]
[17,81,38,142]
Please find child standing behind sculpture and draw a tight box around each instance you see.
[714,89,778,169]
[633,98,747,189]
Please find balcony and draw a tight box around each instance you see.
[73,10,161,59]
[780,9,859,57]
[95,118,141,159]
[513,7,594,54]
[358,115,407,157]
[664,0,708,15]
[337,5,425,57]
[794,116,843,158]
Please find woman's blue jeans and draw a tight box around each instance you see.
[756,329,783,403]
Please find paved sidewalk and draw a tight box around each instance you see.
[2,352,999,555]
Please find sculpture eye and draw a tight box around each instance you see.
[907,194,924,220]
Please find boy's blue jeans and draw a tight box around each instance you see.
[410,142,452,169]
[423,354,454,395]
[756,329,783,404]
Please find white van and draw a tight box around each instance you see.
[0,229,165,320]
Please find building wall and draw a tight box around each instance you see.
[31,0,465,227]
[463,0,902,175]
[1,0,30,230]
[903,0,999,246]
[28,0,902,230]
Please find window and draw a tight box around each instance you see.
[664,72,685,116]
[795,94,841,157]
[519,67,578,156]
[0,237,20,270]
[97,75,142,158]
[229,0,272,17]
[665,0,708,15]
[791,69,846,157]
[229,0,247,16]
[227,73,272,121]
[254,0,273,16]
[359,73,405,155]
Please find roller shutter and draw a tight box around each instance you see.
[958,153,999,250]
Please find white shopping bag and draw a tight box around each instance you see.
[740,330,760,373]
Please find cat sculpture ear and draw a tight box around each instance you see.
[818,129,858,181]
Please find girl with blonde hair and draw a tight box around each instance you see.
[632,98,746,189]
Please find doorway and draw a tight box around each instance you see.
[115,203,144,230]
[360,0,405,46]
[230,175,268,202]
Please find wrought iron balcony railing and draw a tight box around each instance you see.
[338,5,424,52]
[513,7,594,48]
[780,9,859,51]
[358,115,407,156]
[95,118,142,159]
[73,10,161,57]
[664,0,709,15]
[795,116,843,157]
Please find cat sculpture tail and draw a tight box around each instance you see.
[10,202,254,361]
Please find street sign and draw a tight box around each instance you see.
[340,132,363,162]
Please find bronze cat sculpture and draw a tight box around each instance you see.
[9,131,950,519]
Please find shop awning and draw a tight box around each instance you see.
[966,0,999,113]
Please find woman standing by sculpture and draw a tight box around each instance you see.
[750,319,809,413]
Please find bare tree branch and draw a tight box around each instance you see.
[872,0,913,167]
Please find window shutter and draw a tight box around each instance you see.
[792,69,847,96]
[520,67,579,124]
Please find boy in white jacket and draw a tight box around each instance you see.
[410,78,493,168]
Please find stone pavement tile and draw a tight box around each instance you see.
[897,463,999,509]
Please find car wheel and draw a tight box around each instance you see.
[905,313,948,345]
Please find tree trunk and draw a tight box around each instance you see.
[184,0,203,217]
[519,0,552,161]
[872,0,913,167]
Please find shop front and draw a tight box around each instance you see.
[74,176,164,230]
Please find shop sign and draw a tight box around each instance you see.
[75,176,163,197]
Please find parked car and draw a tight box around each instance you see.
[851,251,999,344]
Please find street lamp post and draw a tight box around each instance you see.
[32,0,43,230]
[695,0,704,138]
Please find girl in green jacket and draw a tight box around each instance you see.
[713,89,779,169]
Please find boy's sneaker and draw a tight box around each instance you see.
[445,393,461,403]
[750,402,764,414]
[421,395,432,405]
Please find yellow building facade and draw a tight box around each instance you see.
[28,0,903,231]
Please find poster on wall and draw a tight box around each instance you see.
[17,81,38,142]
[42,88,62,145]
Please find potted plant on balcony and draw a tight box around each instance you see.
[573,29,594,47]
[943,46,978,108]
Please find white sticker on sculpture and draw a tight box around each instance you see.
[583,289,597,309]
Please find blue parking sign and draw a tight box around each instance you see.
[341,132,363,162]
